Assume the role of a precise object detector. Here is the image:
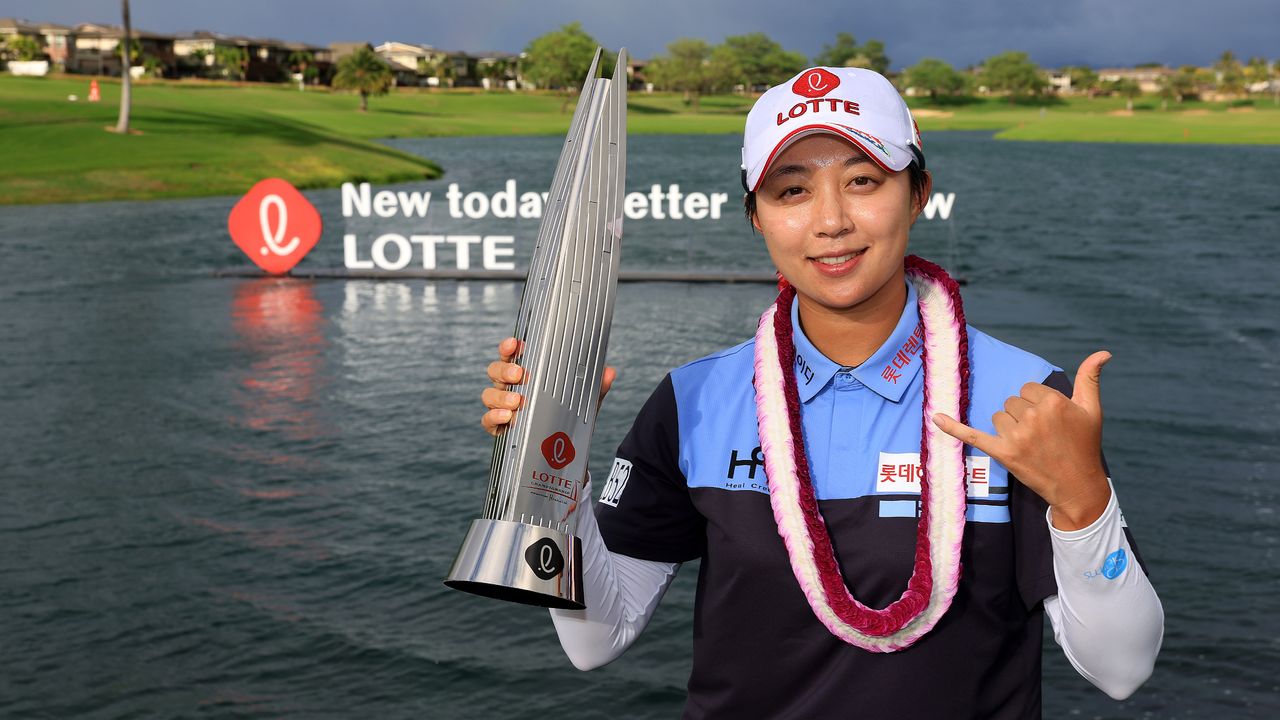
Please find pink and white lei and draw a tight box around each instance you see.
[753,255,971,653]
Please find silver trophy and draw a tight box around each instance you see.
[444,48,627,609]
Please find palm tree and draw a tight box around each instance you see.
[113,0,132,134]
[333,47,394,112]
[480,58,510,90]
[288,50,314,90]
[213,45,249,81]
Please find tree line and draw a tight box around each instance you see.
[904,50,1275,106]
[519,24,1276,109]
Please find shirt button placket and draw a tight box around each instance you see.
[829,372,864,495]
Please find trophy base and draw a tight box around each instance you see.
[444,518,585,610]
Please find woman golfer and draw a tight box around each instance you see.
[480,67,1163,719]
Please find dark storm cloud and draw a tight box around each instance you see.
[6,0,1275,68]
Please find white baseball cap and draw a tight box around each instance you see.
[741,66,925,192]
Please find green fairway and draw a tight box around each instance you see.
[902,96,1280,145]
[2,75,1276,205]
[0,76,447,205]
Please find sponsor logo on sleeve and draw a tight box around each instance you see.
[599,457,632,507]
[1101,548,1128,579]
[1083,548,1129,581]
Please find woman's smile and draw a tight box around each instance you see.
[809,247,868,274]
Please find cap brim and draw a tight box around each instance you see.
[748,123,912,192]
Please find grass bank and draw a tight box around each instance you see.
[2,75,1277,205]
[904,95,1280,144]
[0,76,446,205]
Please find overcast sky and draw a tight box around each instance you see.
[5,0,1275,70]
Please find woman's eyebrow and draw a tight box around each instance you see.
[766,164,808,181]
[766,154,872,183]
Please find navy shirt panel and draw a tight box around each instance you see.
[595,373,704,563]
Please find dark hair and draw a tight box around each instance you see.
[743,161,930,229]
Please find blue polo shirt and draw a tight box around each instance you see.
[595,278,1142,719]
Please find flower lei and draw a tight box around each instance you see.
[752,255,971,653]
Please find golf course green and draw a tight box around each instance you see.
[2,74,1276,205]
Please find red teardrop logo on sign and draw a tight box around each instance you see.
[792,68,841,98]
[541,432,576,470]
[228,178,322,275]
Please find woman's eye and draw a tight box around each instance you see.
[779,186,805,199]
[851,176,875,187]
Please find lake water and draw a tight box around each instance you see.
[1,132,1278,718]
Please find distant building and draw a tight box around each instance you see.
[373,41,513,88]
[0,17,40,45]
[626,57,649,91]
[434,49,479,87]
[1097,66,1174,93]
[1047,70,1072,94]
[37,23,74,68]
[1,18,75,70]
[173,31,231,73]
[329,42,372,63]
[473,50,520,90]
[0,18,37,67]
[373,41,436,86]
[280,41,333,84]
[69,22,175,77]
[174,31,328,82]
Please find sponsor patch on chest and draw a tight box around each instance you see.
[876,452,991,497]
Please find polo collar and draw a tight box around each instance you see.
[790,279,925,403]
[790,299,841,403]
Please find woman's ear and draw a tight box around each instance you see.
[744,192,763,234]
[909,170,934,225]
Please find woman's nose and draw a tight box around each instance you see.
[814,184,852,239]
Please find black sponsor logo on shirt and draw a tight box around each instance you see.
[795,352,815,385]
[727,446,765,480]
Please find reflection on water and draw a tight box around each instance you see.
[342,280,517,315]
[188,279,336,564]
[231,278,327,442]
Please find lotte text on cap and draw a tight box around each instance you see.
[741,67,925,192]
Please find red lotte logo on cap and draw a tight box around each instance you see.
[792,68,841,98]
[541,432,576,470]
[228,178,322,275]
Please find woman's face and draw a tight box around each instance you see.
[753,133,929,314]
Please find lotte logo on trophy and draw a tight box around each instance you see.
[444,48,628,609]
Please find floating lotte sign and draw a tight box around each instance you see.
[340,180,738,272]
[228,178,322,274]
[344,233,518,272]
[341,181,734,221]
[340,180,955,273]
[227,178,955,275]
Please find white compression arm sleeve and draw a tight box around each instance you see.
[549,479,679,670]
[1043,480,1164,700]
